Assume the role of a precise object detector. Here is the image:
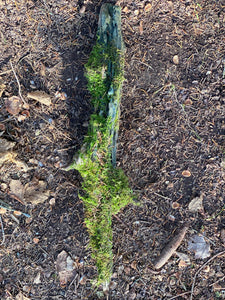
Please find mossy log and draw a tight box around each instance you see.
[67,4,133,289]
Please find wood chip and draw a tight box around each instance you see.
[144,3,152,12]
[27,90,51,106]
[139,20,143,35]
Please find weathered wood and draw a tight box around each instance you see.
[67,4,132,289]
[98,3,125,166]
[69,3,125,169]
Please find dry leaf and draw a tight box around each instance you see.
[9,180,25,203]
[56,250,76,287]
[15,292,30,300]
[24,181,50,205]
[5,96,23,115]
[0,138,15,152]
[188,194,203,212]
[188,234,210,259]
[27,90,51,106]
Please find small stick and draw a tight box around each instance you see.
[9,60,29,108]
[153,224,189,269]
[168,291,191,300]
[0,215,5,244]
[190,250,225,300]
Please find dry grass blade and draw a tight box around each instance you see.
[154,224,189,269]
[9,60,29,109]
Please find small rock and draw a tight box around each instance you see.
[173,55,179,65]
[49,198,56,206]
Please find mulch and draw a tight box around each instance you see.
[0,0,225,299]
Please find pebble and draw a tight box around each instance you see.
[173,55,179,65]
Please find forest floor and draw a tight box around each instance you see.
[0,0,225,299]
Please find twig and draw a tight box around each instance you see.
[168,291,191,300]
[0,215,5,244]
[153,192,171,201]
[0,69,12,76]
[190,250,225,300]
[9,60,28,108]
[153,224,189,269]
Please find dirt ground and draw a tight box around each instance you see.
[0,0,225,299]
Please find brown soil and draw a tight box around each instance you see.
[0,0,225,299]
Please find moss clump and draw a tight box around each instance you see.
[67,5,133,289]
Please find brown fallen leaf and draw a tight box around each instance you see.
[56,250,76,287]
[154,224,189,269]
[24,181,50,205]
[27,90,51,106]
[9,179,25,204]
[5,96,23,115]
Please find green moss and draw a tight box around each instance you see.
[68,35,133,288]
